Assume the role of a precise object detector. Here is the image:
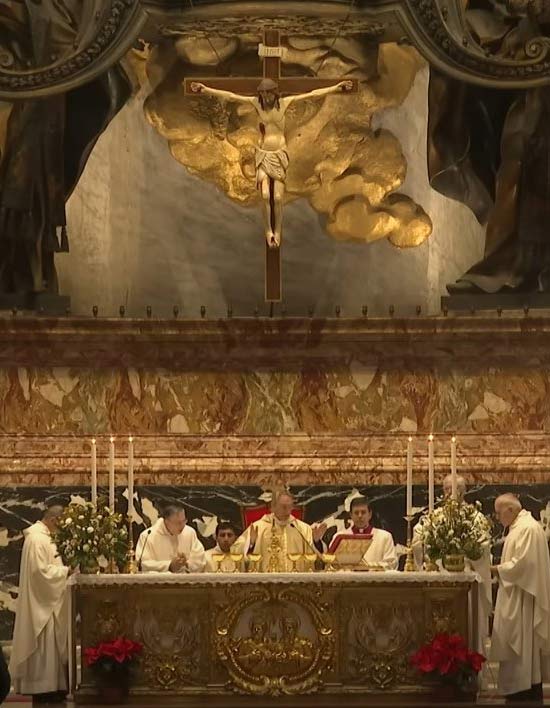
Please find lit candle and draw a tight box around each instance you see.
[451,436,457,500]
[128,436,134,519]
[109,437,115,512]
[428,434,435,512]
[91,438,97,506]
[406,436,413,517]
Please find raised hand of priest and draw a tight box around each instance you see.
[249,524,258,547]
[313,523,328,542]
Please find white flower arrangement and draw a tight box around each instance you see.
[417,498,492,562]
[53,501,129,572]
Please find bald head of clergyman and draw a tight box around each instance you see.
[42,505,64,533]
[442,474,467,501]
[494,493,522,528]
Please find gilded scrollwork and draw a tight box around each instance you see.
[0,0,144,98]
[133,600,203,689]
[215,585,334,695]
[346,602,419,689]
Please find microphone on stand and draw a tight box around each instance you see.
[289,521,322,558]
[137,529,152,571]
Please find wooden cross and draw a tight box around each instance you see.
[184,29,357,303]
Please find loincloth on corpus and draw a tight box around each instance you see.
[255,148,289,185]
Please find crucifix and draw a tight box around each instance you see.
[184,29,357,302]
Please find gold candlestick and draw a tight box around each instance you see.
[124,516,138,574]
[404,515,416,572]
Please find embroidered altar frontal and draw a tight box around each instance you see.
[72,571,477,705]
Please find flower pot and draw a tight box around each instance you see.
[79,560,100,574]
[443,554,465,572]
[432,683,476,702]
[97,677,129,705]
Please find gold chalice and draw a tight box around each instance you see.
[304,552,317,572]
[230,551,244,572]
[321,553,336,572]
[287,553,302,572]
[247,553,261,572]
[211,552,225,573]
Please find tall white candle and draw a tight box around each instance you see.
[109,437,115,512]
[406,436,413,517]
[128,436,134,519]
[91,438,97,506]
[428,434,435,512]
[451,436,457,500]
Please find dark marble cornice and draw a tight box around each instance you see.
[0,315,549,368]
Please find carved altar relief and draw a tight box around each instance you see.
[215,585,334,695]
[132,598,204,689]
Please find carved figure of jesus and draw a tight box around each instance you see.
[190,78,353,249]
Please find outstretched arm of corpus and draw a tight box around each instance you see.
[189,82,255,104]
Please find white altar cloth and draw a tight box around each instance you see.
[70,569,479,586]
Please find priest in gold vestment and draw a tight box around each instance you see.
[234,492,323,572]
[491,494,550,704]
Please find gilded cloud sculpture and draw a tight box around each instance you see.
[141,34,432,249]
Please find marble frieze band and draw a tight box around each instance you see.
[0,433,549,486]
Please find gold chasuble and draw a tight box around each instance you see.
[235,513,314,572]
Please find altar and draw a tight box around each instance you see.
[70,570,479,706]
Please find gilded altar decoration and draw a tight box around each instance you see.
[143,34,431,249]
[347,602,419,689]
[133,601,202,689]
[215,586,334,695]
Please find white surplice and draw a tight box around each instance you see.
[491,509,550,695]
[331,527,398,569]
[136,519,206,573]
[9,521,69,694]
[233,514,315,572]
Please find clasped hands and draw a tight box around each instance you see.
[169,553,188,573]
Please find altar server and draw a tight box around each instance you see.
[136,503,206,573]
[234,491,324,572]
[491,494,550,704]
[10,505,70,703]
[205,521,243,572]
[330,496,398,569]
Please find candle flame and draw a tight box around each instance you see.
[129,436,133,443]
[451,435,456,443]
[91,438,96,445]
[428,433,434,441]
[110,436,114,443]
[408,436,413,442]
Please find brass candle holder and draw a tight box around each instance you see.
[404,515,416,572]
[124,516,138,574]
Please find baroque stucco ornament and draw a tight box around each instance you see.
[2,0,550,100]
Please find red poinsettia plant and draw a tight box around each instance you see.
[84,637,143,678]
[410,633,485,692]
